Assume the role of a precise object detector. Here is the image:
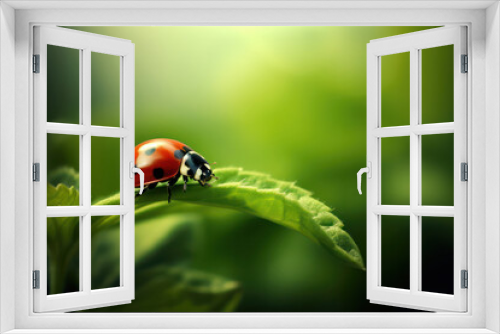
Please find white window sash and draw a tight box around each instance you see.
[366,26,468,312]
[32,26,135,313]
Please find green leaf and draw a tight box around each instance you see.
[48,167,80,190]
[90,213,204,292]
[47,176,243,312]
[90,266,242,312]
[46,184,81,294]
[87,213,241,312]
[135,213,203,270]
[48,166,364,295]
[49,167,364,272]
[133,168,365,270]
[91,167,364,270]
[47,183,79,207]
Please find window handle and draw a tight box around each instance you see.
[357,162,372,195]
[130,162,145,195]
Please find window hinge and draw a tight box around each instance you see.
[461,270,468,289]
[33,270,40,289]
[461,162,468,182]
[33,163,40,182]
[461,54,468,73]
[33,54,40,73]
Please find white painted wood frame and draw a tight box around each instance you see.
[366,26,468,312]
[0,1,497,333]
[32,26,135,313]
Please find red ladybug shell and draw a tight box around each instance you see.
[135,139,192,187]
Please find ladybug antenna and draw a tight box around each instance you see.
[211,162,217,165]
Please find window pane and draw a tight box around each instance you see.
[421,216,454,294]
[381,52,410,127]
[91,215,121,290]
[421,45,454,124]
[91,137,121,204]
[381,215,410,290]
[91,52,120,127]
[421,133,454,206]
[47,216,80,295]
[47,45,80,124]
[47,134,80,206]
[381,136,410,205]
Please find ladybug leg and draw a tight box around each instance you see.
[167,175,181,203]
[167,185,172,203]
[183,175,189,192]
[198,180,212,188]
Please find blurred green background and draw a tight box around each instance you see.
[46,26,455,312]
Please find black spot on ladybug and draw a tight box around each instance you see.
[145,147,156,156]
[153,168,164,180]
[174,149,185,160]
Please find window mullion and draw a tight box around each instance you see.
[409,47,420,294]
[82,48,92,293]
[416,48,423,293]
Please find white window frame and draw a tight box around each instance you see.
[33,26,136,313]
[0,1,499,333]
[366,26,468,312]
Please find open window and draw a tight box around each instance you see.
[30,23,469,316]
[363,26,467,312]
[33,26,136,312]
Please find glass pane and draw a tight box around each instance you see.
[381,136,410,205]
[421,216,454,294]
[381,52,410,127]
[381,215,410,290]
[91,137,121,204]
[421,133,454,206]
[47,134,80,206]
[91,215,121,290]
[91,52,120,127]
[421,45,454,124]
[47,45,80,124]
[47,216,80,295]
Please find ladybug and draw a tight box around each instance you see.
[134,138,216,202]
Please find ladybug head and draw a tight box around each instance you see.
[180,151,214,185]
